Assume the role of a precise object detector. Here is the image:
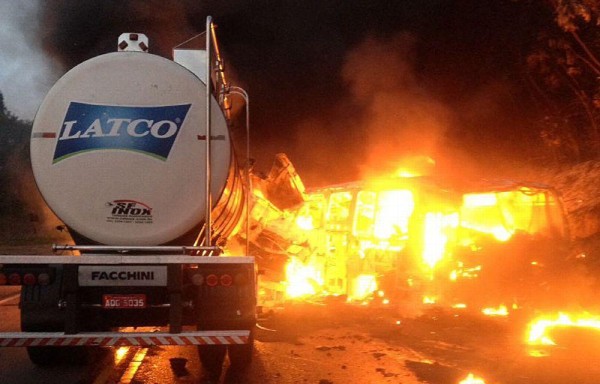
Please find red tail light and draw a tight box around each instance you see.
[206,274,219,287]
[8,273,21,285]
[220,274,233,287]
[190,270,248,287]
[23,273,37,286]
[0,273,6,285]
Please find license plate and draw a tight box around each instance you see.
[102,294,147,309]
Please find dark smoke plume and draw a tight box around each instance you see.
[35,0,549,185]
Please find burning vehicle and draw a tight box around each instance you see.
[247,164,570,314]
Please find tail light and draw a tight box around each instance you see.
[205,274,219,287]
[23,273,37,286]
[220,274,233,287]
[188,270,250,287]
[190,273,204,286]
[37,273,51,286]
[8,273,21,285]
[0,268,54,286]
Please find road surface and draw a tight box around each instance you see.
[1,286,600,384]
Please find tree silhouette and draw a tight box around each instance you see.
[0,90,34,241]
[527,0,600,162]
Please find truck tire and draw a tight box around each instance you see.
[198,345,226,380]
[227,329,254,370]
[21,277,90,366]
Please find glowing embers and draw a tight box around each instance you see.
[459,372,486,384]
[527,312,600,347]
[481,304,509,317]
[449,263,482,281]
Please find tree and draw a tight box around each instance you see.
[527,0,600,162]
[0,90,33,240]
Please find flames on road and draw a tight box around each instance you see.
[246,155,598,377]
[459,373,486,384]
[527,312,600,347]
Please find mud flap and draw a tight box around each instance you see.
[20,267,89,366]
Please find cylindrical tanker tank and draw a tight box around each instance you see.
[30,51,245,246]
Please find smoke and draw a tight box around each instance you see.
[7,0,547,187]
[38,0,204,67]
[342,33,451,179]
[4,143,71,243]
[0,0,59,120]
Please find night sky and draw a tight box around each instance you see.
[36,0,554,186]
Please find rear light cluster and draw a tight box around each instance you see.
[0,270,52,286]
[188,271,249,287]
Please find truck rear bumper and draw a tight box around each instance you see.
[0,329,250,347]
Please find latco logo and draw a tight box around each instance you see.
[53,102,191,163]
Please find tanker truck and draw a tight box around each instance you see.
[0,18,255,377]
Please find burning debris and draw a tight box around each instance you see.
[245,155,572,321]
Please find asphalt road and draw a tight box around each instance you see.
[1,292,600,384]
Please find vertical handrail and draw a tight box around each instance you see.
[227,86,251,255]
[205,16,213,248]
[210,23,228,97]
[202,17,249,254]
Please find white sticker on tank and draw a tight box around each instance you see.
[79,266,167,286]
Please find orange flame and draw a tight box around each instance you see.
[350,274,378,301]
[482,305,509,317]
[285,257,323,299]
[295,214,314,231]
[373,190,414,239]
[527,312,600,346]
[422,212,459,269]
[459,373,486,384]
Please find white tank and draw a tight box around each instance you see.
[30,51,240,245]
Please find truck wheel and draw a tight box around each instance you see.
[21,281,90,366]
[227,330,254,370]
[198,345,226,379]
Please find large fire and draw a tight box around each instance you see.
[250,157,568,312]
[422,212,459,270]
[527,312,600,346]
[284,257,323,298]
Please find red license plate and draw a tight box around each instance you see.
[102,294,147,309]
